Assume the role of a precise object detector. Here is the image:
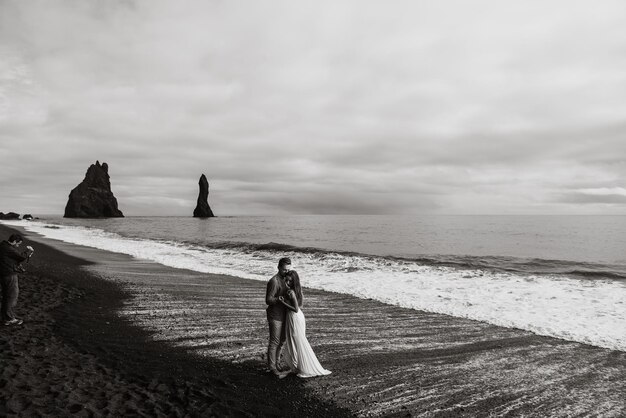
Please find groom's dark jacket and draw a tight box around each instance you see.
[266,273,287,320]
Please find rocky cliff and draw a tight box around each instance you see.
[193,174,214,218]
[0,212,20,220]
[64,161,124,218]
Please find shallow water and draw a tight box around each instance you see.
[4,215,626,351]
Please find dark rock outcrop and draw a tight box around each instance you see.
[64,161,124,218]
[22,214,33,220]
[0,212,20,220]
[193,174,214,218]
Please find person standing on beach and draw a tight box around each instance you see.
[265,257,291,378]
[279,270,331,378]
[0,233,34,326]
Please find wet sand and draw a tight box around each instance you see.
[1,223,625,417]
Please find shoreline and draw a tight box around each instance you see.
[7,217,625,354]
[1,223,625,416]
[0,223,352,417]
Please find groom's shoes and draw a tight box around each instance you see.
[270,369,290,379]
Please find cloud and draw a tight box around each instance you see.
[1,0,626,215]
[557,193,626,205]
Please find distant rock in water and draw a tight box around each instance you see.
[193,174,215,218]
[0,212,20,220]
[64,161,124,218]
[22,214,33,220]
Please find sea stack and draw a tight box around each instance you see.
[193,174,214,218]
[64,161,124,218]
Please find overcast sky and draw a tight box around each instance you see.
[1,1,626,216]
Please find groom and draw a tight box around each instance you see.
[265,257,291,378]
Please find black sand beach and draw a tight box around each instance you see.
[0,224,351,417]
[1,223,625,417]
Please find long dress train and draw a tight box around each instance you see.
[283,309,331,378]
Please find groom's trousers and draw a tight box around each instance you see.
[267,312,286,373]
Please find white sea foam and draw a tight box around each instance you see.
[5,220,626,352]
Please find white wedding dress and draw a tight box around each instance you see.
[283,308,332,378]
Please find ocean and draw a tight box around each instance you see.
[3,215,625,352]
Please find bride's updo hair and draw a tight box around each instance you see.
[287,270,303,306]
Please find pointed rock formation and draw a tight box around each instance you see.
[193,174,215,218]
[64,161,124,218]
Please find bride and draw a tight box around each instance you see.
[279,271,331,378]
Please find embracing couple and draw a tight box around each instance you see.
[265,257,331,379]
